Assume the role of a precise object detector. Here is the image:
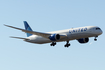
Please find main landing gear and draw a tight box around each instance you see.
[64,41,70,47]
[50,42,56,46]
[94,36,98,41]
[50,41,71,48]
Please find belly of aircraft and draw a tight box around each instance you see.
[27,32,97,44]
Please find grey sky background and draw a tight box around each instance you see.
[0,0,105,70]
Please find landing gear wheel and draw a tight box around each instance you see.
[65,44,70,47]
[94,39,97,41]
[94,36,98,41]
[64,41,70,48]
[50,42,56,46]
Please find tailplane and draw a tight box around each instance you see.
[24,21,33,37]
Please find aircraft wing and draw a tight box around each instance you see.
[4,24,51,39]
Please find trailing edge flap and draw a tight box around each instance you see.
[4,24,67,39]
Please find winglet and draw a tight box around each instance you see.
[24,21,33,37]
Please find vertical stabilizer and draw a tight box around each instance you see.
[24,21,33,37]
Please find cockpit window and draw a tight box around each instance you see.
[96,28,101,30]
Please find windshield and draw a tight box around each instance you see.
[96,28,101,30]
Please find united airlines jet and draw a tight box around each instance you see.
[4,21,103,47]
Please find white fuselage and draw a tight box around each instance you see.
[25,26,102,44]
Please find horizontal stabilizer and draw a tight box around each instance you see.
[10,36,28,40]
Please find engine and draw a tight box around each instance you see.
[77,38,89,43]
[49,34,60,41]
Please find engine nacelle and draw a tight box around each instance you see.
[77,38,89,43]
[49,34,60,41]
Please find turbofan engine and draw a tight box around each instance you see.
[77,38,89,43]
[49,34,60,41]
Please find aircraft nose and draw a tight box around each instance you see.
[98,29,103,35]
[100,30,103,34]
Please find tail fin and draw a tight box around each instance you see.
[24,21,33,37]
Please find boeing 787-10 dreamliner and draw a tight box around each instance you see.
[4,21,103,47]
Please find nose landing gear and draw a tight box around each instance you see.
[94,36,98,41]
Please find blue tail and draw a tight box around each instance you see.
[24,21,33,37]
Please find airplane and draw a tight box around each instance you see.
[4,21,103,47]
